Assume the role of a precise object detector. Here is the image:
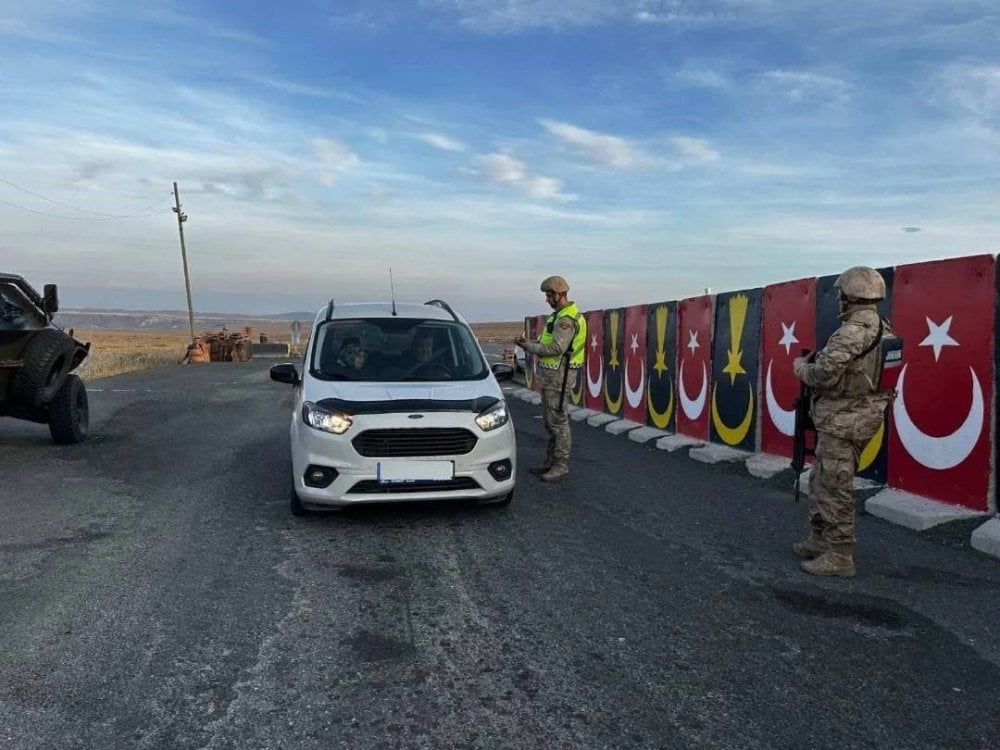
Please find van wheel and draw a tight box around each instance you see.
[12,329,75,407]
[48,374,88,444]
[480,490,513,508]
[290,483,308,516]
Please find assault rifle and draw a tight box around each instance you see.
[791,349,816,503]
[558,348,571,410]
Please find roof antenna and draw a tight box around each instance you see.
[389,268,397,316]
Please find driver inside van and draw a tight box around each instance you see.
[335,337,368,374]
[411,329,438,364]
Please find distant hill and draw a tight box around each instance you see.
[53,308,314,332]
[52,308,524,341]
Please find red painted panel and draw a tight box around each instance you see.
[887,255,994,511]
[675,295,713,440]
[583,310,605,411]
[622,305,648,424]
[760,278,817,457]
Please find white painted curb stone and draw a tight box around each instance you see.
[689,443,752,464]
[971,518,1000,560]
[866,488,989,531]
[606,419,643,435]
[656,434,705,452]
[587,413,619,427]
[629,427,672,443]
[746,453,793,479]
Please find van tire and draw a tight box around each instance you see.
[48,374,88,444]
[11,329,75,407]
[480,490,513,508]
[290,483,308,516]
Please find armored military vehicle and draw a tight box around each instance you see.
[0,274,90,443]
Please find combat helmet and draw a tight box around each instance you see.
[540,275,570,294]
[834,266,885,301]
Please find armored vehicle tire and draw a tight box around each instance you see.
[48,374,88,444]
[11,328,76,407]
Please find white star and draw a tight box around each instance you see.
[778,321,799,356]
[919,316,959,362]
[687,330,699,355]
[590,333,598,350]
[630,332,639,354]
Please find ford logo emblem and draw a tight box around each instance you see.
[408,414,423,419]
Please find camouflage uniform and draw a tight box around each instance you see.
[524,312,579,477]
[794,303,893,576]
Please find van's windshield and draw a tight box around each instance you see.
[310,318,490,382]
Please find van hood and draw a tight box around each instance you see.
[304,378,503,413]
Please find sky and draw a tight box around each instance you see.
[1,0,998,321]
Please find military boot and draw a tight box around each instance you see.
[540,465,569,482]
[527,465,552,475]
[791,534,827,560]
[800,545,856,577]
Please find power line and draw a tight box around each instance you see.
[0,175,170,220]
[0,193,169,221]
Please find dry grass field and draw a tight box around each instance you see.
[73,322,526,380]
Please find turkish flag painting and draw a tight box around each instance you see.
[675,295,713,440]
[760,278,816,458]
[622,304,648,424]
[583,309,605,411]
[887,255,994,512]
[645,301,677,432]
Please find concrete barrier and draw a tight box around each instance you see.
[250,342,291,358]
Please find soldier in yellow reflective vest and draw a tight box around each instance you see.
[514,275,587,482]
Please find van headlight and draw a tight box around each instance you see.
[302,402,353,435]
[475,400,509,431]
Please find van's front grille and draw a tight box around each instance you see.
[352,428,477,457]
[347,477,480,494]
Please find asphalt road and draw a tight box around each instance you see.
[2,360,999,749]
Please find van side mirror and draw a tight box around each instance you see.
[491,362,514,382]
[43,284,59,314]
[270,363,300,385]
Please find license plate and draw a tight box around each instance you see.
[376,460,454,484]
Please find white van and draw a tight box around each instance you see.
[270,299,517,515]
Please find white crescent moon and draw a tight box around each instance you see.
[893,364,984,470]
[586,353,604,398]
[765,359,796,437]
[678,359,707,420]
[625,355,645,409]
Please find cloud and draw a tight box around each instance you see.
[423,0,771,33]
[540,119,646,169]
[674,66,730,90]
[312,137,359,185]
[928,64,1000,127]
[423,0,617,33]
[241,75,364,103]
[415,132,468,152]
[671,136,720,164]
[470,153,575,201]
[758,70,852,103]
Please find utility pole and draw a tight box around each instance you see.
[172,182,196,341]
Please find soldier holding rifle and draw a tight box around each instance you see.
[514,276,587,483]
[792,266,898,577]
